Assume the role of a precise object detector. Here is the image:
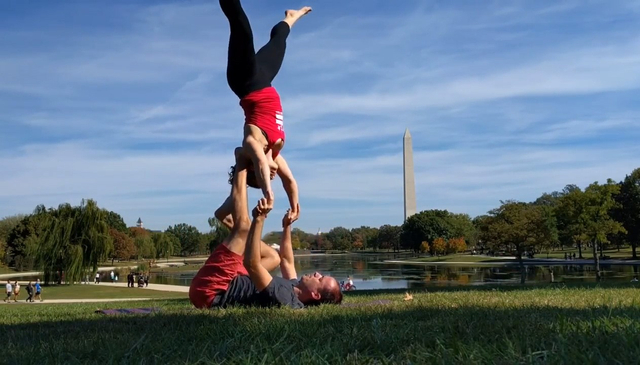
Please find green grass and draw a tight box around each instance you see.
[0,265,17,274]
[4,284,640,364]
[5,284,185,300]
[543,247,636,259]
[406,254,502,263]
[151,264,202,274]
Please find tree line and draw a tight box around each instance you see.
[1,167,638,284]
[0,200,231,284]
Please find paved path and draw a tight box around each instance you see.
[1,298,158,305]
[98,282,188,293]
[384,258,640,266]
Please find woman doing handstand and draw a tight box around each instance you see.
[220,0,311,213]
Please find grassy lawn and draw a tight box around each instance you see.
[3,284,640,364]
[406,254,502,263]
[543,246,636,259]
[0,265,17,274]
[5,284,185,300]
[151,264,202,274]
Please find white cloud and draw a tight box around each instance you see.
[1,0,639,235]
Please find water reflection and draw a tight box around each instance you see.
[148,253,640,290]
[10,254,640,290]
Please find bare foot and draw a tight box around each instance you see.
[284,6,312,28]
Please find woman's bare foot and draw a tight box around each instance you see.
[284,6,312,28]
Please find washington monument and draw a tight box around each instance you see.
[403,129,417,221]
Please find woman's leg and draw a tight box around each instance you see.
[254,7,312,85]
[220,0,258,98]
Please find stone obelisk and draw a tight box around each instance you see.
[403,129,417,221]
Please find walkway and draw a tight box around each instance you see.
[98,282,188,293]
[384,257,640,266]
[1,298,158,305]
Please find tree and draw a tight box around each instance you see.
[291,228,313,250]
[208,217,230,252]
[0,215,24,265]
[325,227,353,251]
[134,235,156,259]
[556,185,588,258]
[166,223,201,256]
[616,168,640,259]
[6,207,50,270]
[446,214,477,248]
[104,210,127,232]
[152,232,174,260]
[401,210,452,252]
[480,201,557,284]
[447,237,467,254]
[420,241,430,253]
[432,237,446,255]
[583,180,626,281]
[109,228,136,263]
[377,225,401,252]
[35,199,113,284]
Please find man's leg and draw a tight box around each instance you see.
[215,175,280,271]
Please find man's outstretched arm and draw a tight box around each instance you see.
[243,200,273,291]
[279,211,297,280]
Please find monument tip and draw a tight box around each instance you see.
[403,128,411,138]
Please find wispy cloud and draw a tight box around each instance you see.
[1,0,639,234]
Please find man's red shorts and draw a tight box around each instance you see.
[189,244,248,309]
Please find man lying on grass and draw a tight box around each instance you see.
[189,151,341,309]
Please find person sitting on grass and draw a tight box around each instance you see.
[189,152,341,309]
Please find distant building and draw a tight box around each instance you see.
[136,217,143,229]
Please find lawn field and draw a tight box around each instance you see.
[4,284,640,364]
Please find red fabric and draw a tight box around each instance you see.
[240,86,285,159]
[189,244,248,309]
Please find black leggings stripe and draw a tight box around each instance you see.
[220,0,290,99]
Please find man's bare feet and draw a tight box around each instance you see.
[284,7,312,28]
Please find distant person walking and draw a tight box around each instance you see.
[4,280,12,303]
[25,281,34,302]
[12,281,20,302]
[95,272,100,284]
[34,279,43,302]
[110,270,115,283]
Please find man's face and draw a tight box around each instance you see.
[298,272,339,301]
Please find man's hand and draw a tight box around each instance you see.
[253,198,270,219]
[285,203,300,225]
[282,209,292,228]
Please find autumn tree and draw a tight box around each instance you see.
[447,237,467,254]
[420,241,430,253]
[432,237,447,256]
[109,228,136,263]
[401,210,452,253]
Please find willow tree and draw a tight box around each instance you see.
[35,199,113,284]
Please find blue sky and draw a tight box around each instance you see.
[1,0,639,235]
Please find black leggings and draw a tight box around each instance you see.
[220,0,290,99]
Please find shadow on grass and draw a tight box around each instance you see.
[4,294,640,364]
